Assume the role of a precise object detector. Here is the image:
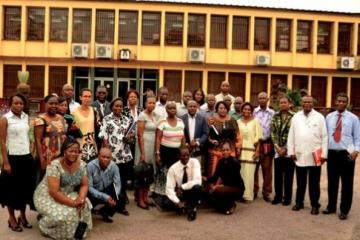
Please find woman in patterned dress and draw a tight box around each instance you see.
[34,94,66,176]
[33,138,92,240]
[99,97,135,216]
[237,102,262,202]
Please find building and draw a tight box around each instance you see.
[0,0,360,112]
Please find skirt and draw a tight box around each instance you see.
[0,154,36,209]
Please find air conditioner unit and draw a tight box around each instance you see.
[72,43,89,58]
[256,54,270,66]
[119,49,131,61]
[188,48,205,63]
[95,44,113,59]
[337,57,355,69]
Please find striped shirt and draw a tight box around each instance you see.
[158,118,185,148]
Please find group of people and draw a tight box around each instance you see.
[0,80,359,239]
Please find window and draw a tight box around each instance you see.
[49,66,68,96]
[165,13,183,46]
[254,18,270,50]
[351,78,360,112]
[311,76,327,107]
[276,19,291,51]
[210,15,227,48]
[297,20,312,53]
[164,70,182,102]
[292,75,308,91]
[3,65,21,98]
[50,8,68,42]
[119,11,138,44]
[27,65,45,98]
[188,14,205,47]
[142,12,161,45]
[207,72,225,95]
[27,7,45,40]
[72,9,91,43]
[358,25,360,55]
[338,23,352,56]
[232,16,249,49]
[271,74,288,101]
[331,77,347,107]
[271,74,288,88]
[317,22,332,54]
[228,73,246,98]
[95,10,115,44]
[185,71,202,92]
[251,74,268,105]
[3,6,21,40]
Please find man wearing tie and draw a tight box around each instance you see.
[323,93,360,220]
[166,147,202,221]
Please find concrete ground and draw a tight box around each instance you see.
[1,160,360,240]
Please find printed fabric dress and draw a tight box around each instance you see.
[33,114,66,165]
[34,159,93,240]
[72,107,98,163]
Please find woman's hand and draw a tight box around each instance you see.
[253,151,260,161]
[140,154,145,162]
[155,153,162,166]
[74,197,85,209]
[3,162,11,174]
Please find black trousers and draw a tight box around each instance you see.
[88,184,120,217]
[295,166,321,208]
[117,161,132,210]
[274,157,295,202]
[327,150,355,214]
[168,185,202,210]
[212,186,243,212]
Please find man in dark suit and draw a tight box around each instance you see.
[92,85,111,150]
[181,100,209,161]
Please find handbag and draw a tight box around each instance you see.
[133,162,154,187]
[74,210,88,240]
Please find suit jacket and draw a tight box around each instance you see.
[92,100,111,121]
[181,113,209,150]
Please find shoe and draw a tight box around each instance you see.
[8,220,23,232]
[225,203,237,215]
[118,209,130,216]
[322,208,336,215]
[101,215,113,223]
[339,213,348,220]
[311,207,319,215]
[187,209,197,221]
[253,193,258,199]
[282,200,291,206]
[292,203,304,211]
[271,198,282,205]
[263,195,271,202]
[17,217,32,229]
[145,201,156,207]
[137,203,150,210]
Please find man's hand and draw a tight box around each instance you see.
[290,155,297,162]
[3,162,11,174]
[320,158,327,164]
[176,187,183,197]
[107,197,117,207]
[177,201,185,209]
[350,152,359,161]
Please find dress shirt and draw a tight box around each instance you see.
[4,111,30,155]
[254,106,274,140]
[200,103,215,119]
[176,103,188,118]
[229,110,242,121]
[326,110,360,152]
[166,158,202,204]
[188,114,196,142]
[87,159,121,203]
[69,99,80,113]
[215,93,235,103]
[154,101,167,119]
[287,109,328,167]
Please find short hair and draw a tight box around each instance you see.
[109,97,123,110]
[279,95,291,103]
[126,89,140,99]
[96,85,107,92]
[215,101,230,112]
[9,93,27,106]
[240,102,254,113]
[44,94,58,103]
[336,92,349,102]
[158,86,168,92]
[80,88,92,96]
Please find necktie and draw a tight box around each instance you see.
[182,166,188,184]
[333,114,342,143]
[100,104,104,116]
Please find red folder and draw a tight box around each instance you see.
[312,148,322,166]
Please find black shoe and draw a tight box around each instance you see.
[137,203,150,210]
[292,203,304,211]
[17,217,32,229]
[311,207,319,215]
[282,200,291,206]
[322,208,336,215]
[101,215,113,223]
[118,209,130,216]
[271,198,282,205]
[187,209,197,221]
[339,212,348,220]
[263,195,271,202]
[8,221,23,232]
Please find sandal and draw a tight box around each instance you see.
[18,217,32,229]
[8,220,23,232]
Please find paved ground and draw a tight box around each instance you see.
[1,160,360,240]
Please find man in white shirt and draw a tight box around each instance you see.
[215,81,235,104]
[62,84,80,113]
[176,91,193,117]
[166,147,202,221]
[154,87,168,119]
[287,96,328,215]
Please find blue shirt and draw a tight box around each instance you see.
[87,159,121,203]
[326,110,360,152]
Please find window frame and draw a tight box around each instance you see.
[254,17,271,51]
[337,22,352,56]
[276,19,291,52]
[232,16,249,50]
[164,70,182,102]
[165,12,183,46]
[95,9,115,44]
[296,20,312,53]
[49,8,68,42]
[141,12,161,45]
[118,10,138,45]
[3,6,22,40]
[210,15,228,49]
[27,7,45,41]
[187,13,206,47]
[317,21,332,54]
[72,8,92,43]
